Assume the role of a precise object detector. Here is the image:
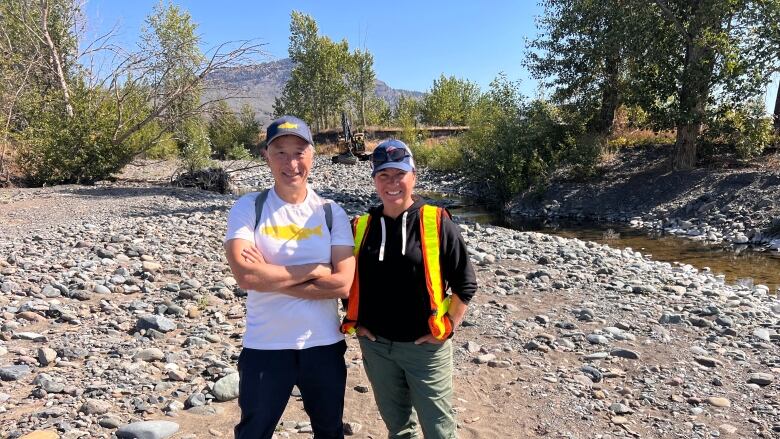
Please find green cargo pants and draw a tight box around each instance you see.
[358,335,456,439]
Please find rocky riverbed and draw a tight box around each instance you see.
[508,146,780,251]
[1,157,779,438]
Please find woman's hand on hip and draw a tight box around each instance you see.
[414,334,445,345]
[356,325,376,341]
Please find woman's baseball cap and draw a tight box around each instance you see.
[371,139,416,177]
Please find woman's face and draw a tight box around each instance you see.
[373,167,416,210]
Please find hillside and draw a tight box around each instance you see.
[203,58,424,124]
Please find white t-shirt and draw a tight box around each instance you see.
[224,186,354,350]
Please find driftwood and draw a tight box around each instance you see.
[171,167,233,194]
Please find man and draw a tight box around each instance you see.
[224,115,355,439]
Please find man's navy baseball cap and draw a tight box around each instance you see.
[371,139,416,177]
[265,115,314,148]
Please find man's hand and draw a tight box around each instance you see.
[278,245,355,299]
[241,245,331,278]
[224,239,330,292]
[241,245,266,264]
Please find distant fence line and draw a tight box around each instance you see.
[311,126,470,143]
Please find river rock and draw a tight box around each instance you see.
[586,334,609,345]
[747,373,774,386]
[141,261,162,273]
[80,398,112,415]
[344,421,362,435]
[753,328,771,342]
[581,365,603,383]
[474,354,496,364]
[19,431,59,439]
[213,373,240,401]
[694,356,721,368]
[136,315,176,333]
[37,347,57,366]
[99,417,123,429]
[94,284,112,295]
[0,365,31,381]
[116,420,180,439]
[13,332,47,342]
[134,348,165,362]
[609,403,633,415]
[706,397,731,407]
[610,348,640,360]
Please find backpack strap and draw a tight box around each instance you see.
[253,189,271,230]
[324,202,333,232]
[254,188,334,233]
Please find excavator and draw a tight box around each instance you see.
[332,112,369,165]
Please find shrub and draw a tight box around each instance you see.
[703,102,774,160]
[13,84,143,185]
[208,102,259,160]
[460,75,583,203]
[225,142,253,160]
[409,137,463,172]
[178,118,212,172]
[130,121,178,159]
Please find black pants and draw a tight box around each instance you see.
[234,340,347,439]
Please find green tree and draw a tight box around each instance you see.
[4,0,261,184]
[393,94,422,145]
[526,0,651,136]
[421,75,480,126]
[527,0,780,169]
[364,96,392,126]
[0,0,81,177]
[275,11,352,132]
[139,1,204,140]
[346,49,376,128]
[633,0,780,168]
[275,11,385,132]
[208,101,259,159]
[462,75,582,203]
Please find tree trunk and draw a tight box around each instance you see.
[590,54,621,136]
[773,79,780,131]
[672,35,715,170]
[40,0,74,119]
[360,89,366,128]
[673,122,701,168]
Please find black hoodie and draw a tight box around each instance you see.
[355,198,477,342]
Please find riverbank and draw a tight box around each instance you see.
[508,146,780,251]
[1,157,779,438]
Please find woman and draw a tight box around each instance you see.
[341,139,477,438]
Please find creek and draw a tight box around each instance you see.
[424,191,780,293]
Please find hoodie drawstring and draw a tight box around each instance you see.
[379,217,386,261]
[379,211,409,261]
[401,211,408,256]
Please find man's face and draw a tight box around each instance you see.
[264,135,313,190]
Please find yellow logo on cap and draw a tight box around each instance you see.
[278,122,298,129]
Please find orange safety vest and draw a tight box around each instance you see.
[340,205,453,341]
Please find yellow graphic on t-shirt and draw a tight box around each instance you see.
[261,224,323,240]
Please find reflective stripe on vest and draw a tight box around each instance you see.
[340,214,371,335]
[419,205,452,340]
[340,206,452,341]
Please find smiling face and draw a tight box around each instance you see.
[264,135,313,197]
[373,167,416,217]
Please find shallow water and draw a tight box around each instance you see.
[423,191,780,293]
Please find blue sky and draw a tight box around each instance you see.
[84,1,778,111]
[83,0,543,96]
